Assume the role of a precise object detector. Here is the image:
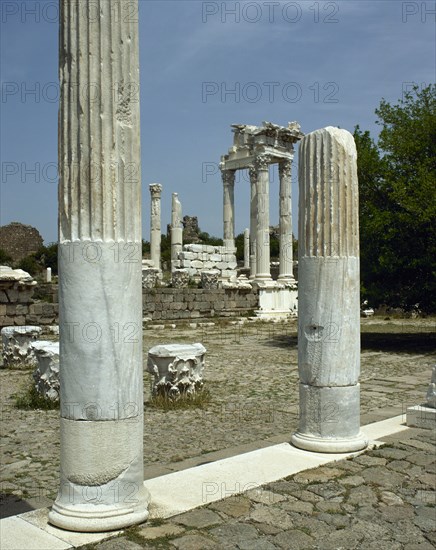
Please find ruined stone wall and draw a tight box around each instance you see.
[0,286,259,327]
[143,288,258,320]
[0,222,44,262]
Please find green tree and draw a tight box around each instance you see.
[355,85,436,312]
[0,249,12,265]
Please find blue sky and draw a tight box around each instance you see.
[1,0,435,244]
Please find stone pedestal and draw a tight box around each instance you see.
[201,270,220,289]
[406,366,436,429]
[292,127,367,453]
[142,268,160,290]
[147,343,206,399]
[255,281,298,319]
[32,340,60,401]
[50,0,149,531]
[172,269,189,288]
[1,325,42,368]
[149,183,162,271]
[171,193,183,272]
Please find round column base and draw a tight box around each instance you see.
[48,502,149,533]
[291,431,368,454]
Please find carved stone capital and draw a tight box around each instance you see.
[221,169,236,185]
[149,183,162,198]
[279,160,292,179]
[255,154,272,171]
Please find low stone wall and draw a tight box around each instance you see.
[143,288,258,320]
[0,286,259,326]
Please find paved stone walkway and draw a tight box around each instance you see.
[81,425,435,550]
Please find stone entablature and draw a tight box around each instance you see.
[174,244,238,280]
[221,121,303,170]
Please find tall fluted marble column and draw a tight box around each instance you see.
[222,169,236,250]
[278,160,295,282]
[171,193,183,272]
[50,0,149,531]
[249,165,257,279]
[254,155,272,281]
[149,183,162,270]
[291,127,368,453]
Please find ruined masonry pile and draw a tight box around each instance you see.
[174,244,237,280]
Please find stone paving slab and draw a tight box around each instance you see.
[3,414,434,549]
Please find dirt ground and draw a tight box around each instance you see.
[1,316,435,515]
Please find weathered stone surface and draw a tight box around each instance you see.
[425,366,436,408]
[147,343,206,399]
[142,266,160,290]
[50,0,149,532]
[31,340,60,401]
[0,266,37,306]
[1,325,42,368]
[172,509,222,529]
[200,271,219,290]
[149,183,162,270]
[292,126,367,453]
[172,270,190,289]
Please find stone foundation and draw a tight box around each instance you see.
[0,286,259,326]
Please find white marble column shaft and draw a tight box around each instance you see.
[51,0,149,531]
[243,228,250,269]
[292,126,367,453]
[278,160,294,282]
[255,156,271,280]
[222,169,236,250]
[249,165,257,279]
[149,183,162,270]
[171,193,183,272]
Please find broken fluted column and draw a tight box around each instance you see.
[149,183,162,270]
[171,193,183,272]
[291,127,368,453]
[278,160,295,283]
[50,0,149,531]
[243,228,250,269]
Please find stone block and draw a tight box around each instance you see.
[406,405,436,429]
[0,304,6,316]
[1,325,42,368]
[5,289,19,302]
[180,252,197,260]
[13,316,26,325]
[191,260,204,269]
[32,341,60,401]
[210,254,222,263]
